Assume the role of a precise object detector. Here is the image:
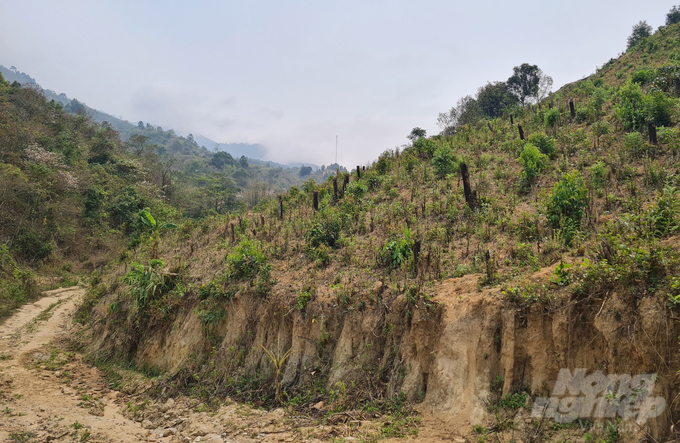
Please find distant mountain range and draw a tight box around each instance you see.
[192,134,319,170]
[0,65,321,170]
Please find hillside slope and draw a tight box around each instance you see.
[81,20,680,443]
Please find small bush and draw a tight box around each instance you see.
[632,68,655,85]
[648,186,680,237]
[305,209,342,249]
[413,138,437,159]
[546,171,589,245]
[590,161,608,190]
[644,91,674,127]
[544,108,560,129]
[518,143,548,187]
[624,132,648,158]
[433,147,456,179]
[227,240,269,279]
[345,180,368,200]
[527,133,556,158]
[614,81,646,131]
[383,228,414,268]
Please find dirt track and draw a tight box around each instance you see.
[0,286,147,443]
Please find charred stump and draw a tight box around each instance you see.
[460,163,475,209]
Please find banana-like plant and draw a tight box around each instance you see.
[261,335,295,404]
[140,209,177,259]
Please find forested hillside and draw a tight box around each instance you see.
[0,72,334,320]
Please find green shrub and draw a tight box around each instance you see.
[383,228,414,268]
[297,288,315,311]
[518,143,548,187]
[614,81,646,131]
[227,240,269,279]
[527,133,556,158]
[632,68,655,85]
[498,392,528,410]
[413,138,437,159]
[576,107,590,123]
[345,180,368,200]
[544,108,560,129]
[12,228,53,262]
[305,209,342,249]
[546,171,589,245]
[624,132,648,158]
[226,240,273,296]
[590,161,608,190]
[0,245,39,321]
[644,91,674,127]
[375,151,391,175]
[433,147,456,179]
[648,186,680,237]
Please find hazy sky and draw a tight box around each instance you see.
[0,1,674,166]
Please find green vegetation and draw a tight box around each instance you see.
[4,9,680,440]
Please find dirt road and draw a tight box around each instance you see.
[0,286,147,443]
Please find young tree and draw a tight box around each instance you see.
[667,6,680,26]
[627,21,653,50]
[437,96,481,134]
[507,64,542,106]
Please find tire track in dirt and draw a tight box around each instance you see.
[0,286,147,443]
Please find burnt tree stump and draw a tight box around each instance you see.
[277,195,283,220]
[333,177,338,201]
[413,240,421,267]
[649,123,658,145]
[356,165,361,179]
[569,98,576,119]
[518,124,525,141]
[460,163,475,209]
[313,190,319,211]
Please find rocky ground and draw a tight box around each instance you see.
[0,287,470,443]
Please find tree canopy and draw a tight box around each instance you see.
[507,64,542,107]
[476,82,518,119]
[666,5,680,26]
[627,20,653,50]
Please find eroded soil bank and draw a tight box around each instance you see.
[86,267,680,442]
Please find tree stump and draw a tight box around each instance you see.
[569,98,576,119]
[277,196,283,220]
[356,165,361,179]
[649,123,658,145]
[518,124,525,141]
[413,240,421,267]
[313,190,319,212]
[460,163,475,209]
[333,177,338,201]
